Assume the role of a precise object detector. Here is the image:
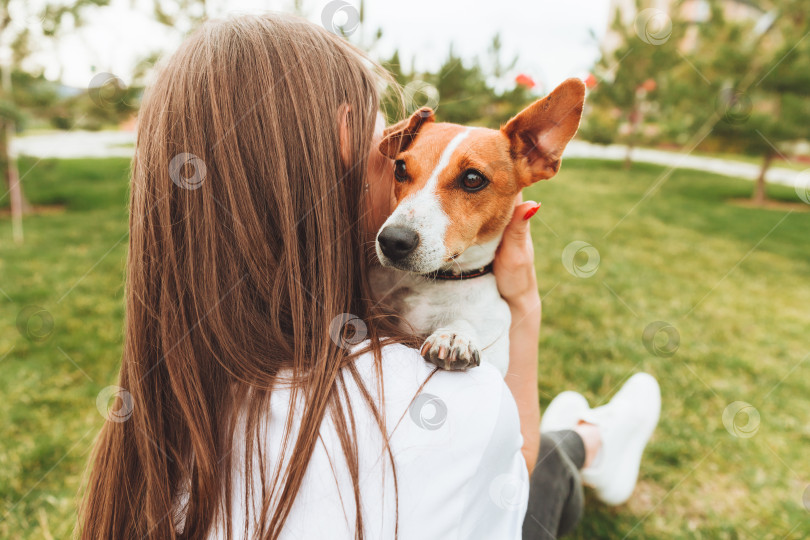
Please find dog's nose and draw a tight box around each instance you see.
[378,226,420,261]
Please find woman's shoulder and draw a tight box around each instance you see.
[344,341,528,538]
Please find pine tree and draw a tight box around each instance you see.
[688,0,810,204]
[0,0,110,243]
[581,2,684,166]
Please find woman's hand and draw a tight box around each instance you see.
[494,194,542,473]
[494,195,542,318]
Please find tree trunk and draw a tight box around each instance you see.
[624,143,634,169]
[0,118,25,243]
[624,104,641,169]
[752,153,773,206]
[1,125,26,232]
[1,60,25,243]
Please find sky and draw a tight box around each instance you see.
[17,0,612,92]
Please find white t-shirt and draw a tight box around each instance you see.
[208,342,529,539]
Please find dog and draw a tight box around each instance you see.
[371,78,585,376]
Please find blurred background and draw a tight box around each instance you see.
[1,0,809,538]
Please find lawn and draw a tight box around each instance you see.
[1,155,808,538]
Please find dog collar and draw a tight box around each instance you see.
[423,262,494,281]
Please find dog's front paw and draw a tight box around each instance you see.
[420,329,481,371]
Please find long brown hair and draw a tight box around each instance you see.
[80,13,417,539]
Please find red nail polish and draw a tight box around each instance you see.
[523,203,541,220]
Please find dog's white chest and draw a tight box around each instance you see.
[371,267,511,376]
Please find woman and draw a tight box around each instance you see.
[80,13,660,539]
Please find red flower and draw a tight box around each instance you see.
[640,78,657,92]
[515,73,536,89]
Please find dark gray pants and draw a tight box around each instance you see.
[522,430,586,540]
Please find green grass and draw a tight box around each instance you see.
[0,157,130,539]
[1,156,809,538]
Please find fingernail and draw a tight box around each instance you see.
[523,202,541,220]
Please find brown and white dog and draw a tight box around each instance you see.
[372,78,585,376]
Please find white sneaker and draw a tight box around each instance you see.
[540,391,590,433]
[580,373,661,506]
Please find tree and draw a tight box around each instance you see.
[0,0,109,243]
[580,1,685,167]
[426,45,492,125]
[480,34,534,128]
[378,45,492,125]
[380,37,533,128]
[687,0,810,204]
[152,0,208,33]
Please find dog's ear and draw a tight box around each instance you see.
[379,107,434,159]
[501,78,585,184]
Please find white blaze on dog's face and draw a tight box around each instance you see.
[375,78,586,274]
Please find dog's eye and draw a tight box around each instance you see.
[459,169,489,192]
[394,160,409,182]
